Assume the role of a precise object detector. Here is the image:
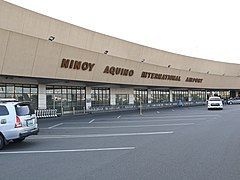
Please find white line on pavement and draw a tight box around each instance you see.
[48,123,63,129]
[89,119,95,124]
[56,118,208,125]
[120,114,219,118]
[29,131,174,140]
[119,114,219,119]
[43,123,194,130]
[90,118,208,124]
[0,147,136,155]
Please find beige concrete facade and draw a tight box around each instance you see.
[1,1,240,90]
[0,1,239,111]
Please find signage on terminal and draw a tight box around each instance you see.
[141,71,181,81]
[60,59,203,83]
[185,77,203,83]
[103,66,134,76]
[61,58,95,71]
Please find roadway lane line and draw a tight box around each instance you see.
[89,119,95,124]
[48,123,63,129]
[120,114,219,118]
[57,118,208,125]
[118,115,220,119]
[85,117,211,124]
[0,147,136,155]
[29,131,174,140]
[44,123,194,130]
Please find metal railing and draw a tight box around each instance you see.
[87,101,206,113]
[35,101,206,118]
[35,109,58,119]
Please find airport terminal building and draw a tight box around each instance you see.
[0,1,240,113]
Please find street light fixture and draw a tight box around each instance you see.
[48,36,55,41]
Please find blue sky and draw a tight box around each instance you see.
[5,0,240,64]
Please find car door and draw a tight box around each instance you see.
[0,105,15,140]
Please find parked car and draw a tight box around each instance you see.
[0,99,39,150]
[208,96,223,110]
[227,97,240,104]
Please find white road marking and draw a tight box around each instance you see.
[29,131,174,140]
[48,123,63,129]
[45,123,194,130]
[89,119,95,124]
[104,118,208,123]
[0,147,135,155]
[121,114,219,118]
[118,114,219,119]
[55,118,208,126]
[117,116,121,119]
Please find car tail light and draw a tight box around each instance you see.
[15,116,22,128]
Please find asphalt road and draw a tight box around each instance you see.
[1,105,240,180]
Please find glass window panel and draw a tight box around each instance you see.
[62,88,67,94]
[77,89,81,94]
[46,86,54,94]
[15,94,24,101]
[23,86,30,93]
[6,85,14,93]
[15,86,22,93]
[67,88,72,94]
[31,87,38,93]
[30,94,38,109]
[22,93,31,101]
[80,94,85,101]
[72,88,76,94]
[54,86,62,94]
[0,84,5,94]
[61,94,67,107]
[6,94,14,98]
[67,94,72,102]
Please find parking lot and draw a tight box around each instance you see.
[1,105,240,180]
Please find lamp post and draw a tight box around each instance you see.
[139,95,143,116]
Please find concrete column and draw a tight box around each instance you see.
[169,89,173,102]
[110,88,116,106]
[148,89,151,104]
[129,94,134,105]
[236,91,239,97]
[188,90,191,102]
[38,84,46,109]
[85,87,92,110]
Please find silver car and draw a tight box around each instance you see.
[0,99,39,150]
[227,97,240,104]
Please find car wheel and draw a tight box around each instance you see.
[13,137,25,143]
[0,134,5,150]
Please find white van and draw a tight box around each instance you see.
[0,99,39,149]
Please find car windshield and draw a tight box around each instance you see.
[209,98,220,101]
